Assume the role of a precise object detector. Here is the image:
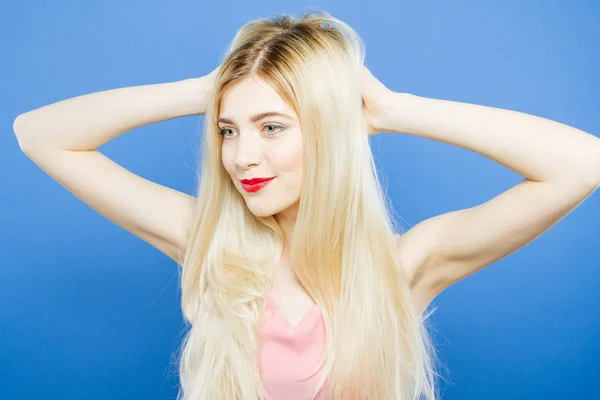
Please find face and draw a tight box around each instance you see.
[218,76,303,219]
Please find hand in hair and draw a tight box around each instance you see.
[192,66,220,115]
[360,66,394,136]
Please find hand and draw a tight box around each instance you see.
[203,66,220,90]
[360,66,393,136]
[191,66,220,115]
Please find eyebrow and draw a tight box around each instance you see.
[217,111,294,125]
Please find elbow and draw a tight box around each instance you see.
[13,113,30,152]
[13,113,41,155]
[13,113,25,136]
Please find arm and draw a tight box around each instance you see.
[378,93,600,183]
[14,78,206,151]
[13,76,214,262]
[378,93,600,311]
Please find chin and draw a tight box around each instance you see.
[245,204,277,218]
[252,211,278,219]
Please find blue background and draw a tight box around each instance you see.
[2,1,599,399]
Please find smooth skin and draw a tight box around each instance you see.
[14,77,208,263]
[15,66,600,318]
[361,66,600,314]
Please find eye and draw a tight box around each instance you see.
[264,124,284,135]
[219,128,236,138]
[218,124,285,138]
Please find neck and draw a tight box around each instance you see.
[274,201,299,259]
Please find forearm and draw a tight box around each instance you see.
[14,77,207,152]
[378,92,600,184]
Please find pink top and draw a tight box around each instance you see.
[258,293,329,400]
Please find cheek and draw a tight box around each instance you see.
[274,135,303,172]
[221,147,236,177]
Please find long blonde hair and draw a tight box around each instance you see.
[175,10,444,399]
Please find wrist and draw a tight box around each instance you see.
[178,77,212,116]
[377,91,418,134]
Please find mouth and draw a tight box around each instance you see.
[240,177,275,193]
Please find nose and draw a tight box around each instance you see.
[234,131,262,169]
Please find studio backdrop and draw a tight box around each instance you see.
[2,1,599,399]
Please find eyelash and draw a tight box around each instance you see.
[218,124,284,138]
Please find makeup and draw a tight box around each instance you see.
[241,177,275,193]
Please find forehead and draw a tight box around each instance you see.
[218,76,297,121]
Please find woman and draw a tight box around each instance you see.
[13,10,600,400]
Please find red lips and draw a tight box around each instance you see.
[240,177,275,185]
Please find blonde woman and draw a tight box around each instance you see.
[13,10,600,400]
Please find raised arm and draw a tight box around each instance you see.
[13,72,216,262]
[383,92,600,312]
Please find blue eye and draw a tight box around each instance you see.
[264,124,284,135]
[218,124,284,138]
[219,128,235,137]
